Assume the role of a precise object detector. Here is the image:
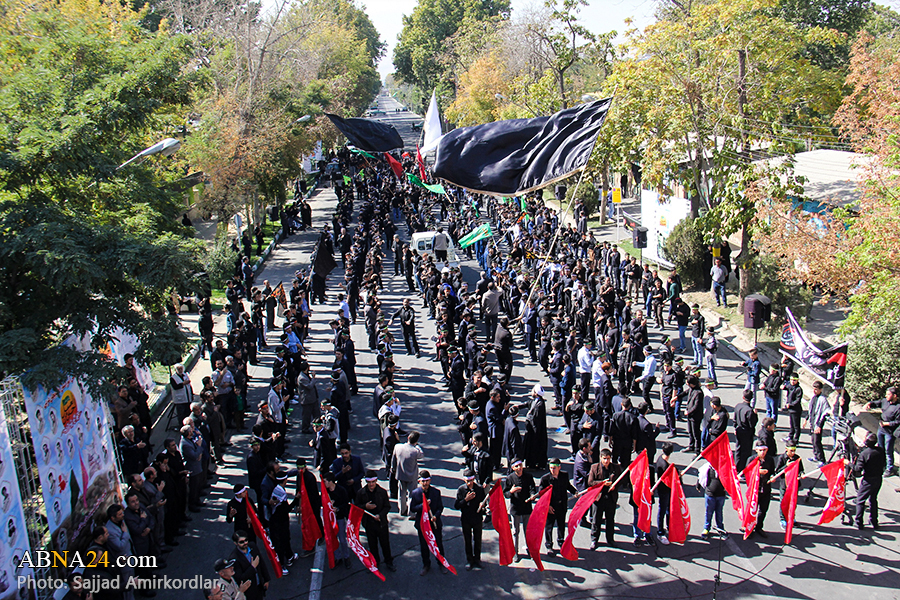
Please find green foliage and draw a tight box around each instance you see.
[564,178,599,219]
[205,237,240,289]
[0,0,203,391]
[393,0,510,92]
[747,254,814,333]
[774,0,873,69]
[844,319,900,405]
[661,218,707,288]
[0,201,202,392]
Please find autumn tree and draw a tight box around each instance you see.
[757,29,900,330]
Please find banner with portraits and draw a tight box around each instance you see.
[0,403,34,598]
[22,376,121,554]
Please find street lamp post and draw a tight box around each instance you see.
[117,138,181,170]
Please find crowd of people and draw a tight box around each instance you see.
[65,149,897,600]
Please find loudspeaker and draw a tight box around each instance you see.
[633,226,648,249]
[743,294,771,329]
[555,185,567,201]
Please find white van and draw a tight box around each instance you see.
[410,231,460,269]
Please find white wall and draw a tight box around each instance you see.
[640,189,691,268]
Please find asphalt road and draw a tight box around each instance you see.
[150,94,900,600]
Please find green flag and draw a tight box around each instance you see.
[349,148,378,159]
[519,196,527,211]
[343,175,352,186]
[358,168,365,179]
[407,173,446,195]
[457,223,493,248]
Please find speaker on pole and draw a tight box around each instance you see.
[555,185,567,201]
[633,226,648,249]
[743,294,771,329]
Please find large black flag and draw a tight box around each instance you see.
[325,114,404,152]
[311,232,337,278]
[433,98,612,196]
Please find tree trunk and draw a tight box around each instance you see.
[738,220,751,314]
[600,167,610,226]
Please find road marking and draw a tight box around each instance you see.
[725,537,775,597]
[309,543,325,600]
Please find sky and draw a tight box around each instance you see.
[366,0,660,78]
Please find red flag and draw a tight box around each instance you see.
[299,474,322,552]
[384,152,404,179]
[629,450,652,534]
[780,459,801,544]
[818,460,846,525]
[561,484,605,561]
[488,481,516,566]
[701,432,744,516]
[659,464,691,544]
[741,457,761,540]
[416,145,427,181]
[245,499,283,578]
[421,496,457,574]
[525,486,552,571]
[321,480,339,569]
[347,504,385,581]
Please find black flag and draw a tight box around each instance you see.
[433,98,611,195]
[311,232,337,278]
[325,114,404,153]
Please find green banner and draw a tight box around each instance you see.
[349,148,377,159]
[457,223,493,248]
[407,173,446,195]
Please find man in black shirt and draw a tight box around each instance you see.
[455,469,486,570]
[539,458,576,554]
[409,470,445,575]
[503,460,535,562]
[853,433,887,529]
[733,390,758,471]
[354,471,395,571]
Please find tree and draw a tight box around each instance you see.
[756,29,900,332]
[168,0,383,222]
[844,320,900,405]
[0,0,204,390]
[392,0,510,99]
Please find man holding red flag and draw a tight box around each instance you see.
[322,471,352,570]
[698,459,728,540]
[700,432,744,517]
[539,457,576,555]
[628,450,653,547]
[775,445,804,531]
[294,459,322,555]
[353,470,396,572]
[818,459,847,525]
[741,457,761,539]
[488,478,516,566]
[503,460,535,562]
[588,448,623,549]
[780,457,801,544]
[657,463,690,545]
[410,470,446,576]
[752,443,775,539]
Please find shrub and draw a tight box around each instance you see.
[565,181,600,220]
[661,218,706,288]
[204,237,239,289]
[748,253,814,334]
[845,320,900,406]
